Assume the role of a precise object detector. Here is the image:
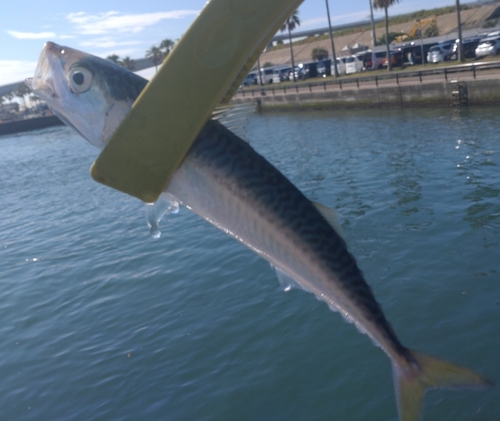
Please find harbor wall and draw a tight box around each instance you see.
[232,78,500,110]
[0,115,64,137]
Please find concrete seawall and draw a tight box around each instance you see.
[0,115,64,137]
[232,77,500,110]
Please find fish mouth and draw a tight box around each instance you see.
[27,41,65,100]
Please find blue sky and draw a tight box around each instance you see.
[1,0,460,86]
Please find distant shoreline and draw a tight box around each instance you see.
[0,115,63,137]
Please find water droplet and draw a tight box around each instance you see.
[145,193,179,239]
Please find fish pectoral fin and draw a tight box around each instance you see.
[393,350,494,421]
[211,102,256,142]
[311,201,343,238]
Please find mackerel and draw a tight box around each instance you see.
[27,42,493,421]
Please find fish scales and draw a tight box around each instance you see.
[182,119,407,355]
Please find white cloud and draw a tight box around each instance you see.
[79,38,142,48]
[66,10,199,35]
[0,60,37,85]
[7,30,56,40]
[301,11,375,30]
[97,48,140,59]
[300,17,328,28]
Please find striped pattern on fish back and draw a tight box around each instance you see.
[187,119,408,357]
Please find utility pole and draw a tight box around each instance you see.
[325,0,339,77]
[456,0,464,62]
[257,55,263,86]
[418,20,425,66]
[369,0,377,47]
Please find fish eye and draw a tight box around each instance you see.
[68,67,93,93]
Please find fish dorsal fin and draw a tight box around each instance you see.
[312,201,343,238]
[212,102,256,142]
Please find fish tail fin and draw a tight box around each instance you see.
[393,349,494,421]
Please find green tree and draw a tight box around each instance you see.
[424,22,439,37]
[160,38,175,58]
[378,32,405,45]
[120,56,136,71]
[281,10,301,82]
[146,46,162,72]
[262,62,274,67]
[373,0,401,71]
[312,47,329,61]
[106,54,120,64]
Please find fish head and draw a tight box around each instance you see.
[26,42,148,149]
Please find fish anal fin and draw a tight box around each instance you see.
[272,266,311,294]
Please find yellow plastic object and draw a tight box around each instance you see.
[90,0,304,203]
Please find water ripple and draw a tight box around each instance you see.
[0,108,498,420]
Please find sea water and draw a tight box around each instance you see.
[0,107,498,421]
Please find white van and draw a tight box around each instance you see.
[358,50,386,70]
[331,57,347,75]
[258,67,274,84]
[345,55,363,74]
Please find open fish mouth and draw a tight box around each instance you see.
[25,42,63,100]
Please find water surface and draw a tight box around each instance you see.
[0,107,498,420]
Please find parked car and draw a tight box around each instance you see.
[241,72,258,87]
[316,59,332,77]
[400,42,437,65]
[485,30,500,38]
[345,55,364,74]
[475,35,500,58]
[271,66,292,83]
[331,57,347,75]
[289,61,318,81]
[382,50,404,67]
[426,40,455,63]
[448,36,483,60]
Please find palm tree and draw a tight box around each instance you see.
[160,38,175,59]
[120,56,136,71]
[106,54,120,64]
[14,82,31,112]
[281,10,300,82]
[373,0,400,71]
[369,0,377,47]
[145,46,162,72]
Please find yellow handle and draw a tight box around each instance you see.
[90,0,303,203]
